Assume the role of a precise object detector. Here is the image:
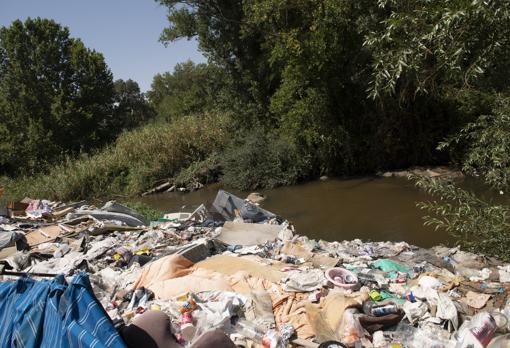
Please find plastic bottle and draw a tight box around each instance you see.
[262,330,281,348]
[236,320,282,348]
[357,272,376,284]
[236,320,265,344]
[180,323,196,342]
[470,313,498,346]
[370,304,399,316]
[339,308,363,346]
[362,301,374,315]
[363,301,399,316]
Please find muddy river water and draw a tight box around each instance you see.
[141,177,503,248]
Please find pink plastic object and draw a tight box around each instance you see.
[325,267,359,289]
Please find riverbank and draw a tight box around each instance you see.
[2,163,483,249]
[0,113,229,202]
[140,178,455,248]
[379,166,464,181]
[0,100,461,204]
[0,192,509,347]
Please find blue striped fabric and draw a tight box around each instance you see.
[0,273,126,348]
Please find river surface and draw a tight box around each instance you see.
[140,177,502,248]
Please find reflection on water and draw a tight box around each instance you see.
[140,177,502,248]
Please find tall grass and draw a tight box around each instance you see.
[2,112,229,201]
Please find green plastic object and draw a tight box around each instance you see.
[371,259,412,279]
[379,290,406,305]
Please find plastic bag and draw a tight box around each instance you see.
[436,292,458,331]
[455,312,498,348]
[488,334,510,348]
[338,308,363,347]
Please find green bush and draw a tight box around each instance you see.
[438,96,510,190]
[2,112,229,201]
[174,154,221,189]
[412,97,510,260]
[122,201,164,222]
[220,129,310,190]
[413,175,510,261]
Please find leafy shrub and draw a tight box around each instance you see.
[2,112,229,201]
[174,154,221,189]
[413,175,510,261]
[220,129,310,190]
[412,96,510,260]
[439,97,510,190]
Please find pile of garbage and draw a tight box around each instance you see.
[1,189,510,347]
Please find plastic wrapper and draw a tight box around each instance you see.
[338,308,363,347]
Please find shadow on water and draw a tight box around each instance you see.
[140,176,505,248]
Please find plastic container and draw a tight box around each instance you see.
[363,301,400,316]
[235,319,282,348]
[370,304,399,316]
[487,334,510,348]
[236,319,264,343]
[180,323,196,341]
[456,312,498,348]
[325,268,359,289]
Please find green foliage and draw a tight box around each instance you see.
[417,98,510,260]
[113,79,156,129]
[0,18,115,175]
[148,61,228,122]
[241,1,376,174]
[157,1,468,177]
[158,1,279,125]
[220,129,309,190]
[411,96,510,260]
[174,154,221,189]
[368,1,510,259]
[413,175,510,261]
[439,96,510,190]
[122,201,164,222]
[1,112,229,201]
[365,0,510,99]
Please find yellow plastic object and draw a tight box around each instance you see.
[135,247,151,256]
[175,292,190,302]
[369,290,382,301]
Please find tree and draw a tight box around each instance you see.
[157,1,459,177]
[113,79,155,130]
[363,1,510,259]
[147,61,226,121]
[157,1,277,126]
[0,18,114,175]
[365,0,510,99]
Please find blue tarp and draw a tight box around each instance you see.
[0,272,126,348]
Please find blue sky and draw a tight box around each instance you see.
[0,0,206,91]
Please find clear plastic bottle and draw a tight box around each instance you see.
[235,319,265,343]
[235,320,281,348]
